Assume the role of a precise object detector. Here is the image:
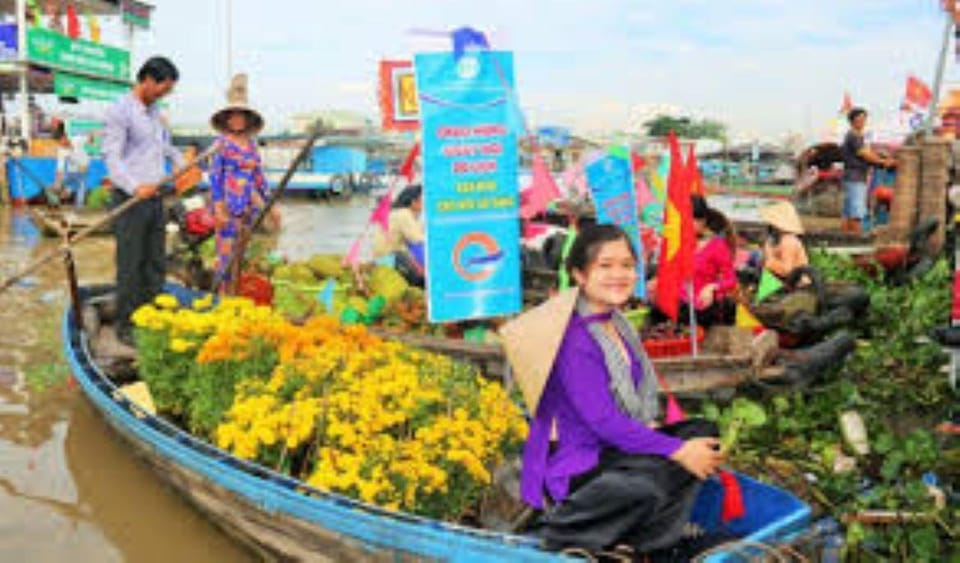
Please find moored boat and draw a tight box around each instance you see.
[29,206,113,238]
[64,284,811,562]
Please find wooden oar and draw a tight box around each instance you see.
[210,122,325,292]
[0,144,219,294]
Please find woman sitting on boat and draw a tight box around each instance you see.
[209,74,279,293]
[685,195,738,326]
[372,184,425,286]
[500,224,728,558]
[759,201,808,280]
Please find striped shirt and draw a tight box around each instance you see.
[102,92,183,196]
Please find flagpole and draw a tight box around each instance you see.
[688,281,699,357]
[925,12,954,134]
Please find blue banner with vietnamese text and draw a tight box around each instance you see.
[415,50,521,322]
[586,150,646,298]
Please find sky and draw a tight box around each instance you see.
[120,0,951,140]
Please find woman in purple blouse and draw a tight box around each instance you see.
[514,224,726,558]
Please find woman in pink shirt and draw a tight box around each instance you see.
[685,196,738,326]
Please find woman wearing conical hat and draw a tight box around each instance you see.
[500,224,728,557]
[209,73,279,293]
[759,201,808,279]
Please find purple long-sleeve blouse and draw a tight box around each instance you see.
[519,311,684,509]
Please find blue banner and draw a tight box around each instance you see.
[415,50,521,323]
[0,24,17,61]
[586,150,646,298]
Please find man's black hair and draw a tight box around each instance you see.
[137,56,179,83]
[847,107,867,125]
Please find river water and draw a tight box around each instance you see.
[0,197,372,562]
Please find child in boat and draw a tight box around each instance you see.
[501,224,728,558]
[759,201,808,280]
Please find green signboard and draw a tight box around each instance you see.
[55,72,128,102]
[27,27,130,82]
[67,119,106,155]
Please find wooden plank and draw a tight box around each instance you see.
[371,328,782,393]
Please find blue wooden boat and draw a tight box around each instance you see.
[63,285,811,562]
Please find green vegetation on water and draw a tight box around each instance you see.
[701,251,957,560]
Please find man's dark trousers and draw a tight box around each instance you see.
[112,190,165,340]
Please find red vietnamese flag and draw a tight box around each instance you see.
[398,141,421,182]
[686,144,705,197]
[905,75,933,109]
[656,132,695,321]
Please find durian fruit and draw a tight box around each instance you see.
[273,284,315,320]
[307,254,344,279]
[367,265,409,304]
[274,263,317,285]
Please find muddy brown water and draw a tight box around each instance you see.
[0,197,372,562]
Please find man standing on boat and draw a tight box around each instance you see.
[102,57,183,345]
[841,107,896,235]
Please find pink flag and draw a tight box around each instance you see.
[520,153,561,219]
[343,234,364,267]
[369,189,393,232]
[562,161,588,196]
[665,395,687,424]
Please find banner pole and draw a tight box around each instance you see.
[688,280,699,358]
[925,12,954,134]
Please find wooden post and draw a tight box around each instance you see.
[918,137,950,251]
[60,220,83,329]
[0,151,9,206]
[16,0,30,143]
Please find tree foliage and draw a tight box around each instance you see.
[643,114,727,140]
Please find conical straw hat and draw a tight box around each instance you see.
[499,288,579,414]
[211,73,265,136]
[759,201,805,234]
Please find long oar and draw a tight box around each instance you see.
[0,144,219,294]
[210,122,325,292]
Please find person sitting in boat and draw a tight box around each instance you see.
[685,195,738,326]
[52,121,90,207]
[372,184,425,286]
[500,224,727,558]
[209,74,279,294]
[759,201,808,280]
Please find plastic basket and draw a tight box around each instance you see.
[237,273,273,306]
[642,326,705,358]
[689,472,811,561]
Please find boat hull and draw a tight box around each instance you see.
[64,285,810,562]
[63,287,561,562]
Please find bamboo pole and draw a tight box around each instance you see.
[0,144,218,294]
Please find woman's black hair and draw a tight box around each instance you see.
[692,194,708,220]
[847,107,867,125]
[705,207,737,252]
[565,223,637,280]
[137,56,179,83]
[392,184,423,209]
[692,195,737,251]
